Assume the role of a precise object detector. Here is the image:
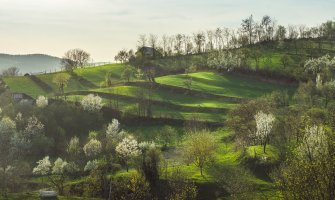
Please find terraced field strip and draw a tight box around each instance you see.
[3,76,47,97]
[92,86,238,109]
[37,72,94,94]
[156,72,296,98]
[66,94,226,123]
[128,82,244,103]
[66,89,230,113]
[74,64,125,86]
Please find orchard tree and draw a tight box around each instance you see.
[207,51,241,72]
[297,125,328,161]
[280,54,292,68]
[157,125,178,148]
[83,139,102,158]
[116,135,140,171]
[81,94,103,112]
[0,117,16,196]
[84,160,99,172]
[183,131,218,176]
[33,156,69,195]
[138,142,162,190]
[53,73,70,97]
[273,125,335,200]
[32,156,51,176]
[304,55,335,83]
[254,111,275,153]
[36,96,48,108]
[121,66,135,82]
[67,136,82,165]
[23,116,44,141]
[104,119,126,161]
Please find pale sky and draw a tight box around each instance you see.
[0,0,334,61]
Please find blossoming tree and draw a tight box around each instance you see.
[254,111,275,153]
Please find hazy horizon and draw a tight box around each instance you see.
[1,0,334,61]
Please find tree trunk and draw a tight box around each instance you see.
[263,142,267,153]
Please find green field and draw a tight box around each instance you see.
[74,64,124,86]
[156,72,296,98]
[3,64,125,97]
[3,76,47,97]
[67,94,226,123]
[3,63,296,124]
[92,86,238,109]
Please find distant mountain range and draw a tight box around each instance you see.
[0,54,62,74]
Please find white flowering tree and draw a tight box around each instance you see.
[33,156,68,195]
[297,125,328,161]
[84,160,99,172]
[254,111,275,153]
[33,156,52,176]
[207,51,241,72]
[116,136,140,171]
[67,136,81,157]
[304,55,335,80]
[83,139,102,158]
[36,96,48,108]
[81,94,103,112]
[105,119,126,150]
[23,116,44,141]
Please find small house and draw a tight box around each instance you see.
[12,92,34,104]
[136,47,162,58]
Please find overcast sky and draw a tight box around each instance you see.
[0,0,334,61]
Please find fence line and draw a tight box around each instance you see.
[25,62,114,76]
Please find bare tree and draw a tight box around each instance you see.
[183,35,193,55]
[206,30,215,51]
[214,28,222,50]
[149,34,158,57]
[161,34,168,57]
[167,36,175,56]
[241,15,255,45]
[288,25,299,54]
[193,31,206,53]
[255,22,264,43]
[298,25,307,39]
[137,34,147,49]
[61,49,90,70]
[261,15,272,41]
[114,49,129,63]
[223,27,231,49]
[174,34,183,55]
[1,67,20,76]
[275,25,287,41]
